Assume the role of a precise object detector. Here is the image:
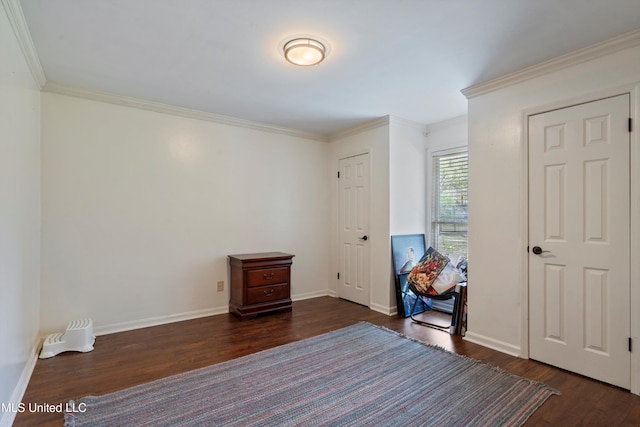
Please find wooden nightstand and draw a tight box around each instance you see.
[228,252,294,320]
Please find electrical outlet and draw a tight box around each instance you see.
[217,281,224,292]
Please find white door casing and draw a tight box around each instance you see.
[338,153,371,306]
[528,94,631,389]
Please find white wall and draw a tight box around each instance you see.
[465,42,640,373]
[40,93,330,334]
[0,5,41,424]
[425,116,468,152]
[328,120,392,314]
[388,117,429,312]
[389,117,428,236]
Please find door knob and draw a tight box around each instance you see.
[532,246,550,255]
[359,235,368,241]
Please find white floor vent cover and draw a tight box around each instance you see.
[39,318,95,359]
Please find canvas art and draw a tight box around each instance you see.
[406,247,450,295]
[395,273,430,317]
[423,262,463,295]
[391,234,429,317]
[391,234,427,276]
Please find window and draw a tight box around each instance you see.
[431,150,468,262]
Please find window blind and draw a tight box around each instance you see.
[431,150,468,260]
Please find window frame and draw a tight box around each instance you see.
[426,143,469,261]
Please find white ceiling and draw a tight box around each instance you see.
[18,0,640,137]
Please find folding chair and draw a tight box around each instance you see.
[407,279,458,331]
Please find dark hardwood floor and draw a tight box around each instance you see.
[14,297,640,426]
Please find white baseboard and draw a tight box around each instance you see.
[291,290,331,301]
[93,306,229,336]
[369,302,396,316]
[295,290,397,316]
[87,291,338,337]
[296,292,396,315]
[463,331,523,358]
[0,337,41,427]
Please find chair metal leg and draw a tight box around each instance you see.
[410,294,455,333]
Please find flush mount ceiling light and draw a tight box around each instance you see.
[283,37,327,66]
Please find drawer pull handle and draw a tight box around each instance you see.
[263,273,275,280]
[264,288,275,297]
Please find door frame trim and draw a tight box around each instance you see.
[520,83,640,394]
[335,150,372,306]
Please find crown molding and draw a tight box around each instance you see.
[461,28,640,99]
[425,114,467,132]
[329,116,390,141]
[40,82,425,143]
[1,0,46,88]
[388,115,427,131]
[42,82,330,142]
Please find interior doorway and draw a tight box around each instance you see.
[528,94,631,389]
[337,153,371,306]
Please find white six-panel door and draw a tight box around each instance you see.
[528,94,631,389]
[338,153,370,306]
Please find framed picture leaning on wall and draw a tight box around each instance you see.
[391,234,429,317]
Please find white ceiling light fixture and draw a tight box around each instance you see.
[283,37,327,66]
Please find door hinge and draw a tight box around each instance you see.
[629,337,633,352]
[629,118,633,133]
[337,171,340,178]
[337,272,340,280]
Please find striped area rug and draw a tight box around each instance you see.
[65,322,558,426]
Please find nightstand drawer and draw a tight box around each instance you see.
[246,284,289,304]
[246,267,289,287]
